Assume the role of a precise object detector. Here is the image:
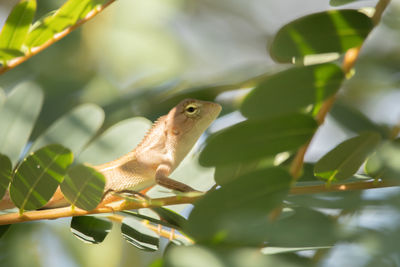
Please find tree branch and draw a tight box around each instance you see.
[1,178,400,226]
[0,0,116,75]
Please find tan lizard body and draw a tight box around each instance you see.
[0,99,221,210]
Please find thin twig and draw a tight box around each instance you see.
[0,0,116,75]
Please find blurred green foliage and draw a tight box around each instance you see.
[0,0,400,267]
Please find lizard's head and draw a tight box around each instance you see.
[167,98,222,159]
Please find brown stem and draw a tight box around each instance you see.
[1,179,400,225]
[0,0,116,75]
[0,195,201,226]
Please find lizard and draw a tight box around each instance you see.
[0,98,222,210]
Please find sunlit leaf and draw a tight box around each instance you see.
[10,144,73,212]
[241,64,344,119]
[185,167,291,245]
[270,10,374,63]
[70,215,112,244]
[78,117,151,164]
[31,103,104,155]
[148,259,163,267]
[61,164,105,211]
[314,132,381,182]
[25,0,107,48]
[0,82,43,165]
[0,0,36,61]
[365,139,400,180]
[199,113,317,166]
[121,217,159,251]
[0,154,12,199]
[0,49,25,62]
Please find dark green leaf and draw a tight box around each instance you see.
[121,217,159,251]
[241,64,344,119]
[10,144,73,212]
[122,210,180,229]
[0,0,36,53]
[0,154,12,199]
[199,113,317,166]
[185,167,291,245]
[330,101,390,138]
[151,207,187,230]
[314,132,381,182]
[164,245,312,267]
[31,104,104,155]
[265,207,339,247]
[365,139,400,180]
[78,117,151,165]
[25,0,106,48]
[60,164,105,211]
[270,10,374,63]
[214,160,263,185]
[288,190,365,211]
[0,225,10,239]
[70,215,112,244]
[0,82,43,165]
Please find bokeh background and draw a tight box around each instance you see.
[0,0,399,266]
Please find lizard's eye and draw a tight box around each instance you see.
[184,103,200,117]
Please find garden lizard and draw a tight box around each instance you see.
[0,99,221,210]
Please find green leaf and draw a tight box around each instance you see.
[0,49,25,62]
[185,167,291,245]
[121,217,159,251]
[0,154,12,199]
[151,207,187,230]
[330,101,390,138]
[0,82,43,166]
[164,245,312,267]
[31,104,104,155]
[78,117,151,165]
[270,10,374,63]
[365,139,400,180]
[330,0,362,6]
[214,160,262,186]
[199,113,317,166]
[241,64,344,119]
[0,225,11,239]
[314,132,381,182]
[0,0,36,54]
[60,164,105,211]
[264,207,339,247]
[70,215,112,244]
[10,144,73,212]
[25,0,106,48]
[122,210,181,230]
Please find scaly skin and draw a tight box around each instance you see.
[0,99,221,210]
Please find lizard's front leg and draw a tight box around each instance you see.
[155,164,199,192]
